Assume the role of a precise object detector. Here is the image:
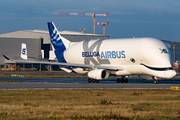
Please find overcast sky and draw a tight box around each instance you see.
[1,0,180,41]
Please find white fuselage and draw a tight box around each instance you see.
[64,37,176,79]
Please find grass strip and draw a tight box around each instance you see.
[0,89,180,119]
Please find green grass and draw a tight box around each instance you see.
[0,89,180,119]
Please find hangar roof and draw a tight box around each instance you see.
[30,30,98,35]
[0,30,109,44]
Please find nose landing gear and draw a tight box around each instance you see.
[154,80,159,84]
[154,77,159,84]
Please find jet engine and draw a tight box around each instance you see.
[87,69,109,80]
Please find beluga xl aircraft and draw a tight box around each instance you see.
[3,22,176,84]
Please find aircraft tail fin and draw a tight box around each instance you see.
[20,43,28,60]
[47,22,71,62]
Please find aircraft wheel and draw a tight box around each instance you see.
[96,80,99,83]
[117,78,120,83]
[88,78,92,83]
[92,79,96,83]
[125,78,128,83]
[121,78,125,83]
[154,80,159,84]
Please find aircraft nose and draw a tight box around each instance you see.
[171,70,177,78]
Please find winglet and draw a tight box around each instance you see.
[3,55,10,60]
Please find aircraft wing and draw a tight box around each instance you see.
[3,55,122,71]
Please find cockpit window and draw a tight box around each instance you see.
[140,63,173,71]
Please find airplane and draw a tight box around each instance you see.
[3,22,176,84]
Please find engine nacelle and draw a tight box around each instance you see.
[138,75,154,80]
[87,69,109,80]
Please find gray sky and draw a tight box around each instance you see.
[1,0,180,41]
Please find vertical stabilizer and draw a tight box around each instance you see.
[47,22,71,62]
[20,43,27,59]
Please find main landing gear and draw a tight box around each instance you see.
[117,76,128,83]
[87,77,129,83]
[154,77,159,84]
[88,78,99,83]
